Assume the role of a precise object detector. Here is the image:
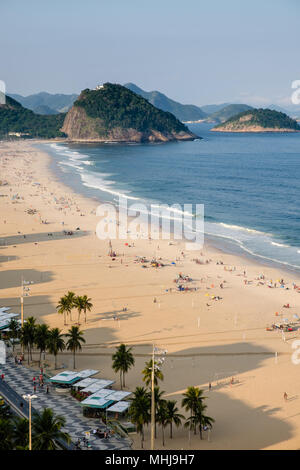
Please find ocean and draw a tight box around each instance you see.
[40,122,300,272]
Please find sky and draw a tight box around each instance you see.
[1,0,300,107]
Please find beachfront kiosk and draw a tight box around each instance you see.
[80,389,131,419]
[49,369,99,389]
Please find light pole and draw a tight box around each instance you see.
[150,345,155,451]
[150,345,167,451]
[21,277,34,327]
[23,394,37,450]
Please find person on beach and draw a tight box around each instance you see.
[284,392,288,401]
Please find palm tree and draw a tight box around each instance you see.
[128,387,150,449]
[7,319,20,351]
[47,328,65,370]
[187,402,214,440]
[182,387,208,435]
[65,326,85,369]
[0,418,14,450]
[35,324,50,367]
[56,296,70,326]
[142,359,164,387]
[112,344,135,389]
[156,400,169,446]
[73,296,84,325]
[13,417,29,449]
[20,316,36,364]
[32,408,70,450]
[65,291,76,322]
[165,400,184,439]
[81,295,93,323]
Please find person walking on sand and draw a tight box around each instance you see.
[284,392,288,401]
[209,382,212,391]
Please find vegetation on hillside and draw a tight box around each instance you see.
[74,83,190,134]
[214,108,300,130]
[124,82,207,122]
[0,95,66,138]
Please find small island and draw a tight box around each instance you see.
[61,83,198,143]
[211,108,300,132]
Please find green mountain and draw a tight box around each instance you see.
[8,92,78,114]
[62,83,198,142]
[0,95,66,138]
[201,103,232,114]
[124,83,207,122]
[212,108,300,132]
[209,104,253,122]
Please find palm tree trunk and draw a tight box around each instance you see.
[54,353,57,369]
[64,312,66,326]
[200,424,203,440]
[39,350,42,367]
[170,422,173,439]
[123,371,126,388]
[141,428,144,449]
[73,350,76,369]
[120,371,122,390]
[162,425,165,446]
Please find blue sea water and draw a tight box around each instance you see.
[41,123,300,272]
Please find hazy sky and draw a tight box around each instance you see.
[1,0,300,106]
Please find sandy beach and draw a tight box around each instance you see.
[1,140,300,450]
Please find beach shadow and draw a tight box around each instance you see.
[0,268,54,290]
[98,309,140,322]
[0,254,19,264]
[0,230,88,247]
[127,342,294,449]
[0,294,56,320]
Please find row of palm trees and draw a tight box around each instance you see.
[0,405,70,450]
[56,291,93,325]
[110,343,214,448]
[129,385,214,448]
[7,317,85,369]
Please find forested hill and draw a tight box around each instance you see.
[62,83,198,142]
[0,95,66,138]
[212,108,300,132]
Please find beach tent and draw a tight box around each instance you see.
[106,391,131,401]
[106,401,130,414]
[50,369,98,385]
[81,379,115,393]
[80,396,115,409]
[73,377,100,390]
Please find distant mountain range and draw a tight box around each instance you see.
[208,104,254,122]
[124,83,207,122]
[8,92,78,115]
[7,85,300,122]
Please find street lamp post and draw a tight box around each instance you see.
[23,394,37,450]
[150,345,155,451]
